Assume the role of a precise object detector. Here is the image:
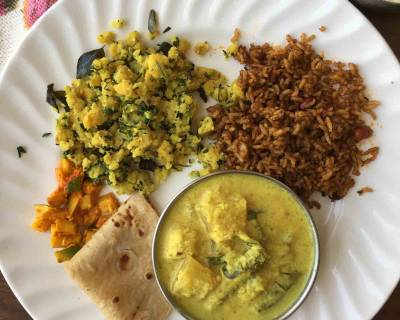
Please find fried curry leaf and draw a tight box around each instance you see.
[176,111,184,119]
[42,132,52,138]
[17,146,26,158]
[139,159,157,171]
[247,209,262,220]
[97,120,114,130]
[155,61,167,79]
[103,107,114,115]
[158,42,173,56]
[222,266,240,280]
[46,84,68,112]
[172,164,190,171]
[172,37,180,47]
[76,47,105,79]
[198,87,208,103]
[66,176,83,193]
[207,256,224,267]
[55,245,81,263]
[162,26,171,34]
[148,9,158,33]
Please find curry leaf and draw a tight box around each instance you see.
[103,107,114,115]
[97,120,114,130]
[247,209,262,220]
[55,245,81,263]
[172,164,190,171]
[176,111,183,119]
[158,42,172,56]
[42,132,52,138]
[17,146,26,158]
[172,37,180,47]
[198,87,208,103]
[46,84,68,112]
[162,26,171,34]
[148,9,158,33]
[155,61,168,82]
[206,256,224,267]
[139,159,157,171]
[66,176,83,193]
[222,266,240,280]
[76,47,105,79]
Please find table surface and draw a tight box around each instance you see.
[0,3,399,320]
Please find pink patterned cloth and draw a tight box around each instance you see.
[23,0,57,28]
[0,0,57,66]
[0,0,19,16]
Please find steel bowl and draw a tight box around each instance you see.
[152,170,320,320]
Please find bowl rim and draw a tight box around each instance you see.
[152,170,320,320]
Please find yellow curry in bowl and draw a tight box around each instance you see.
[153,171,319,320]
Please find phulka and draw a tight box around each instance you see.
[64,193,171,320]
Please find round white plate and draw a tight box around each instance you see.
[0,0,399,319]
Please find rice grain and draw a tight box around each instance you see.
[209,34,379,207]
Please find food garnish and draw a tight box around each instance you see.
[138,158,158,172]
[41,132,52,138]
[54,245,81,263]
[16,145,26,158]
[148,9,159,39]
[158,41,173,55]
[76,47,105,78]
[163,26,171,34]
[247,209,262,220]
[198,86,208,103]
[46,84,68,112]
[66,175,83,193]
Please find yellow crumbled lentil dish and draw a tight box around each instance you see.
[55,30,241,195]
[110,18,126,29]
[194,41,211,56]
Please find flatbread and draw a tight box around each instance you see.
[64,193,171,320]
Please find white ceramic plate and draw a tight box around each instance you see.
[0,0,399,319]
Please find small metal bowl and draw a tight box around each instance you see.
[152,170,320,320]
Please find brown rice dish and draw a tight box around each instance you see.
[208,34,379,207]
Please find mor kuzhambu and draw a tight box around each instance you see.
[155,173,317,320]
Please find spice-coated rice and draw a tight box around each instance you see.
[209,34,379,207]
